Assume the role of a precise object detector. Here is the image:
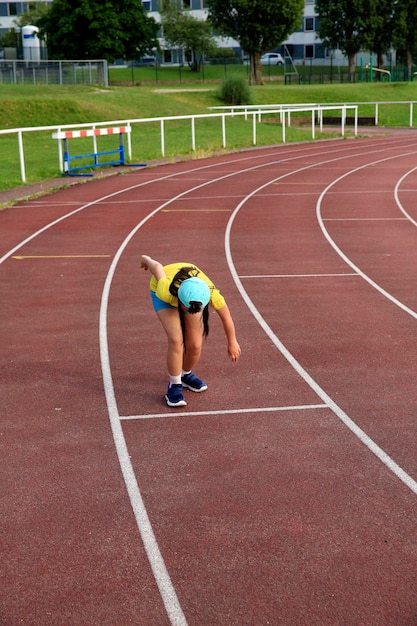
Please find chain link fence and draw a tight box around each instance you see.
[0,60,108,86]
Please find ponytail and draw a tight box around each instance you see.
[169,266,199,298]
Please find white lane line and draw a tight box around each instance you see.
[324,217,407,221]
[2,135,414,266]
[4,138,417,623]
[100,213,188,626]
[394,165,417,227]
[0,141,377,624]
[316,153,417,321]
[240,273,358,279]
[225,154,417,497]
[100,149,394,623]
[99,155,345,625]
[120,404,327,421]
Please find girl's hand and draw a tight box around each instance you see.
[228,340,241,362]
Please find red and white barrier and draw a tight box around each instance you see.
[52,126,131,140]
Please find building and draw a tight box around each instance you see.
[0,0,51,59]
[144,0,239,65]
[0,1,323,64]
[0,1,51,34]
[143,1,394,69]
[0,1,388,68]
[143,0,328,66]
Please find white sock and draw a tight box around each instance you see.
[181,369,191,377]
[169,374,181,386]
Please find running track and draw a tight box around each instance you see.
[2,131,417,625]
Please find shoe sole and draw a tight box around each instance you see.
[165,395,187,407]
[182,382,208,392]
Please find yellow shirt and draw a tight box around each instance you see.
[150,262,226,310]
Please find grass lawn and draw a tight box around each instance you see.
[1,80,417,195]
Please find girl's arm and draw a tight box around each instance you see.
[216,304,241,362]
[140,255,166,281]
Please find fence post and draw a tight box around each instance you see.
[92,125,98,158]
[127,123,132,160]
[222,115,226,148]
[57,128,63,172]
[63,138,70,173]
[160,119,165,157]
[191,117,196,151]
[17,131,26,182]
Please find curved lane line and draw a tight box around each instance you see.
[316,153,417,320]
[100,150,390,623]
[225,155,417,497]
[99,156,338,625]
[0,144,362,625]
[3,139,417,622]
[1,134,415,267]
[394,165,417,226]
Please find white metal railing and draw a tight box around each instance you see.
[209,100,417,127]
[0,104,359,184]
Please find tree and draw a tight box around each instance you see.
[0,29,19,49]
[207,0,304,85]
[161,2,217,72]
[392,0,417,79]
[315,0,377,79]
[36,0,159,62]
[364,0,394,72]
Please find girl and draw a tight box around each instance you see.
[141,255,241,407]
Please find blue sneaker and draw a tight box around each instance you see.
[181,372,208,392]
[165,384,187,407]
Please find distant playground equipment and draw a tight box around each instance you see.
[52,126,145,176]
[361,58,392,82]
[283,44,299,84]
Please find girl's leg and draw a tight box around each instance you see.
[182,311,204,372]
[156,308,183,377]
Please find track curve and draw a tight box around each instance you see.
[2,132,417,625]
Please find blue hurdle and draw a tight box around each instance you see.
[52,126,144,176]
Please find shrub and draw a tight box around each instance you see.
[218,78,252,105]
[210,47,236,59]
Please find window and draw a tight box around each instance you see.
[9,3,18,15]
[304,17,314,31]
[305,45,314,59]
[142,0,151,10]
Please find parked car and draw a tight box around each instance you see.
[260,52,284,66]
[128,56,160,67]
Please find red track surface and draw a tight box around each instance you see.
[2,132,417,625]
